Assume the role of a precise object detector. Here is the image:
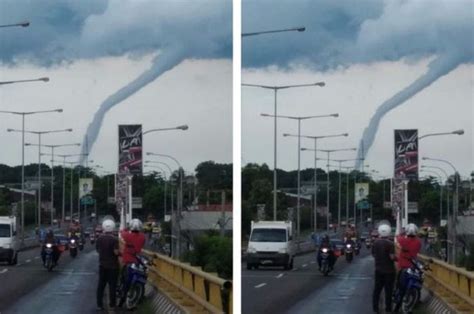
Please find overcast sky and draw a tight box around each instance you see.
[242,0,473,179]
[0,0,232,174]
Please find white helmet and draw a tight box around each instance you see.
[130,219,143,231]
[406,223,418,236]
[102,219,115,233]
[378,224,391,238]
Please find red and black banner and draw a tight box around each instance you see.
[118,124,142,174]
[394,129,418,180]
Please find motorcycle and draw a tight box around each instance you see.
[69,238,78,258]
[43,243,55,272]
[365,238,372,249]
[345,243,353,263]
[393,259,431,313]
[117,255,151,310]
[318,247,332,276]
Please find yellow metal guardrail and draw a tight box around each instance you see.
[142,249,232,314]
[419,254,474,313]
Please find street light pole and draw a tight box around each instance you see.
[265,113,338,236]
[146,153,184,259]
[243,82,325,220]
[1,107,60,243]
[8,128,72,228]
[298,133,348,232]
[242,26,305,37]
[423,157,459,263]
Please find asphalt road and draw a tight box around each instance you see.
[0,241,102,314]
[242,246,374,314]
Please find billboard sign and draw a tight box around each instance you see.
[394,129,418,180]
[79,178,93,198]
[355,183,369,203]
[118,124,142,174]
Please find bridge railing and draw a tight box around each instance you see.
[142,249,232,314]
[419,253,474,313]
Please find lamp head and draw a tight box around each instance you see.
[315,82,325,87]
[39,77,49,82]
[20,21,30,27]
[453,129,464,135]
[7,129,13,132]
[260,113,270,117]
[422,157,428,160]
[301,148,307,151]
[343,133,349,137]
[331,113,339,118]
[146,152,152,156]
[297,27,305,32]
[177,125,188,130]
[283,133,290,137]
[56,109,63,113]
[66,128,73,132]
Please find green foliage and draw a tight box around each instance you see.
[185,233,232,279]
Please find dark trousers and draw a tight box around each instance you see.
[373,271,395,312]
[97,266,119,308]
[393,269,408,311]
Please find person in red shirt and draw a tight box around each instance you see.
[394,223,422,312]
[118,219,146,307]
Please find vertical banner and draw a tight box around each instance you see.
[393,129,418,224]
[79,178,93,198]
[115,173,129,215]
[394,129,418,180]
[118,124,143,175]
[355,183,369,203]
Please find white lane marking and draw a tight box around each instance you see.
[310,261,316,264]
[254,283,267,289]
[302,264,308,268]
[0,268,7,274]
[16,263,23,267]
[34,256,40,259]
[291,267,298,271]
[275,273,284,279]
[26,259,31,263]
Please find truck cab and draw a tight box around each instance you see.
[0,216,19,265]
[246,221,295,270]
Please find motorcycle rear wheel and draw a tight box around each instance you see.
[125,283,144,310]
[402,288,420,313]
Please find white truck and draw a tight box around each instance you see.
[0,216,19,265]
[247,220,295,270]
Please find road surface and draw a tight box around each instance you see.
[242,247,375,314]
[0,242,104,314]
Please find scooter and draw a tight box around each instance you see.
[345,243,353,263]
[78,237,84,251]
[43,243,55,272]
[117,255,151,310]
[365,238,372,249]
[318,248,332,276]
[69,238,78,258]
[393,259,431,313]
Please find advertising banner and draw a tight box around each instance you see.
[118,124,142,174]
[394,129,418,180]
[79,178,93,198]
[355,183,369,203]
[115,173,129,214]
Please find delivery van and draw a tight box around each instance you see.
[0,216,19,265]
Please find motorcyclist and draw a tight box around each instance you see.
[393,223,422,312]
[118,219,146,307]
[372,223,397,313]
[41,229,60,266]
[317,234,336,271]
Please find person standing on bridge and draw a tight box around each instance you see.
[96,219,120,311]
[372,223,397,313]
[393,223,421,313]
[118,218,146,308]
